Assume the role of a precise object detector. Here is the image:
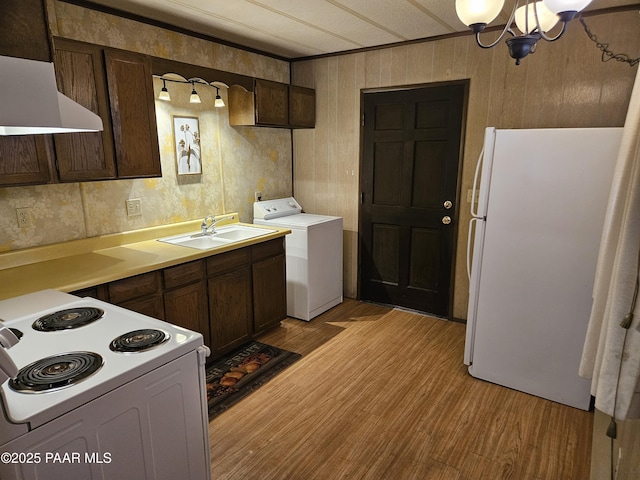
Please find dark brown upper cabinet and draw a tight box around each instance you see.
[105,49,161,178]
[0,136,55,186]
[53,39,117,182]
[0,0,56,187]
[0,0,51,62]
[289,85,316,128]
[229,79,315,128]
[0,39,162,187]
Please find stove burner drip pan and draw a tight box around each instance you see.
[9,352,103,393]
[32,307,104,331]
[110,329,169,353]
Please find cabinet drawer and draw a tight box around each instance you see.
[163,260,204,290]
[252,238,284,262]
[108,271,162,304]
[71,285,108,301]
[206,248,251,275]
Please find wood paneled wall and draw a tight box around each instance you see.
[291,10,640,320]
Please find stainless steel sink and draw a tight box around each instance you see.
[158,224,276,250]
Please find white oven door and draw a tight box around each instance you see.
[0,349,210,480]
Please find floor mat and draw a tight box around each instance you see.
[206,341,301,419]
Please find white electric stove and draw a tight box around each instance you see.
[0,290,211,480]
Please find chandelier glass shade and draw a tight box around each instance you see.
[455,0,593,64]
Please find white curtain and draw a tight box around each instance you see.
[579,66,640,420]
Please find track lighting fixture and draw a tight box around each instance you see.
[159,79,171,101]
[214,87,225,108]
[154,75,230,106]
[189,81,201,104]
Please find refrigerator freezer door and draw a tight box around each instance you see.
[465,127,497,364]
[466,127,622,410]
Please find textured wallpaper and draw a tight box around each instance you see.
[0,1,292,252]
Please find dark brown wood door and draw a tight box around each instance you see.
[359,82,466,317]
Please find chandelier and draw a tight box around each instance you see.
[455,0,592,65]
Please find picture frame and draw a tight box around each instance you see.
[173,116,202,175]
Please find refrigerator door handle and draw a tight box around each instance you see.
[470,146,484,218]
[467,217,480,281]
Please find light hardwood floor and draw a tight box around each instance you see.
[209,299,593,480]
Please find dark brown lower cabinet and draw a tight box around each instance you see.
[208,266,253,357]
[119,292,165,320]
[71,239,286,360]
[164,282,209,347]
[252,254,286,335]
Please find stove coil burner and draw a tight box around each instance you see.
[110,329,169,353]
[32,307,104,332]
[9,352,103,393]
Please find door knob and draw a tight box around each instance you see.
[443,200,453,209]
[442,216,452,225]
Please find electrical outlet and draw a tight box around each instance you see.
[16,208,32,228]
[126,198,142,217]
[254,191,262,202]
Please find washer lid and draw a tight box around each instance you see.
[258,213,342,228]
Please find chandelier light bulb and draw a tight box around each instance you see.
[514,1,559,34]
[455,0,505,28]
[542,0,592,15]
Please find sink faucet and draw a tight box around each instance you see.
[201,214,236,235]
[201,215,215,235]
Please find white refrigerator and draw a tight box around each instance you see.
[465,127,622,410]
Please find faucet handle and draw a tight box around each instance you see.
[201,215,215,235]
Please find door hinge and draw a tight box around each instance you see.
[361,113,365,127]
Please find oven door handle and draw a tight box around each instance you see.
[0,347,18,384]
[0,326,19,383]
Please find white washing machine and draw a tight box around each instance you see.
[254,197,343,321]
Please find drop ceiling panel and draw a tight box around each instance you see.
[332,0,454,39]
[78,0,638,59]
[238,0,407,48]
[172,0,369,56]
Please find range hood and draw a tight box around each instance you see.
[0,56,103,136]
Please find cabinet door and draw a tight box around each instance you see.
[208,266,252,357]
[104,49,161,178]
[289,85,315,128]
[0,0,51,62]
[252,254,286,334]
[53,39,116,181]
[164,283,210,348]
[255,79,288,126]
[119,293,165,320]
[0,135,54,186]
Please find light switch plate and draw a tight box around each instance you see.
[126,198,142,217]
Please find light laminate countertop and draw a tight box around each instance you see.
[0,216,289,301]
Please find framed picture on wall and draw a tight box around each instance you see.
[173,116,202,175]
